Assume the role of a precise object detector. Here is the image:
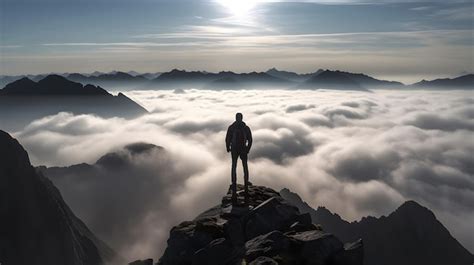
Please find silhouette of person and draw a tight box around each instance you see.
[226,112,252,205]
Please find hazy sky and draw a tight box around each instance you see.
[1,0,473,82]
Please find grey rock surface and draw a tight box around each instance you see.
[157,184,363,265]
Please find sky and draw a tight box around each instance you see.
[13,89,474,260]
[0,0,473,82]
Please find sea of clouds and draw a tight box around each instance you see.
[11,88,474,260]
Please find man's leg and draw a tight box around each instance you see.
[241,152,249,204]
[231,151,239,205]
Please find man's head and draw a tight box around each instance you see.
[235,113,243,122]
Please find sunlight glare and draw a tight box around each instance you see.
[216,0,261,16]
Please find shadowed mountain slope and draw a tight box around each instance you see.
[280,188,473,265]
[0,75,147,131]
[300,70,367,91]
[38,143,167,261]
[266,68,323,82]
[66,71,149,90]
[412,74,473,89]
[299,70,403,91]
[0,130,118,265]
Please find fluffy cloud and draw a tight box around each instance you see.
[406,112,474,131]
[8,88,474,260]
[285,104,315,113]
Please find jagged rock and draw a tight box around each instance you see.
[244,231,294,263]
[223,218,246,246]
[191,238,242,265]
[333,239,364,265]
[157,184,363,265]
[129,259,154,265]
[244,197,300,240]
[249,256,279,265]
[160,218,225,265]
[289,230,343,265]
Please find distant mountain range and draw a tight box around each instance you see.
[0,75,148,131]
[280,188,473,265]
[0,130,119,265]
[412,74,474,89]
[149,69,291,89]
[2,69,472,91]
[0,71,160,90]
[266,67,321,82]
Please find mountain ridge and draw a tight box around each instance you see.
[1,75,109,96]
[0,75,148,131]
[280,188,473,265]
[3,70,472,90]
[412,74,474,89]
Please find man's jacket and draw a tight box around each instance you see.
[225,121,252,153]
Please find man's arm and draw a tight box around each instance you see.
[246,126,252,153]
[225,126,232,152]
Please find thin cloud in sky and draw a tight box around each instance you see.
[1,0,472,78]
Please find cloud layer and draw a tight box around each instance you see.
[11,88,474,260]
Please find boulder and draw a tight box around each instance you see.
[249,256,279,265]
[192,238,242,265]
[244,231,294,263]
[129,259,154,265]
[333,239,364,265]
[290,230,344,265]
[244,197,300,240]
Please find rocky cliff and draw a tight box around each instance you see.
[155,184,363,265]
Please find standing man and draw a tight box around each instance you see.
[225,112,252,206]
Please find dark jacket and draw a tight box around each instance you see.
[225,121,252,153]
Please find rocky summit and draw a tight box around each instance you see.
[156,184,363,265]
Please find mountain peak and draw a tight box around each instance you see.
[96,142,164,168]
[412,74,474,89]
[390,200,436,221]
[397,200,425,211]
[1,77,36,93]
[124,142,162,155]
[1,74,110,96]
[302,69,366,90]
[37,73,70,83]
[156,184,363,265]
[0,130,31,168]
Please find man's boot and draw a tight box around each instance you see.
[231,182,238,206]
[244,183,249,205]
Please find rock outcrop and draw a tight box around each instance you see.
[0,130,118,265]
[157,184,363,265]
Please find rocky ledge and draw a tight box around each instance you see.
[153,184,363,265]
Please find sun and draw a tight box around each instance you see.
[216,0,261,16]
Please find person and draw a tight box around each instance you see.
[225,112,252,205]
